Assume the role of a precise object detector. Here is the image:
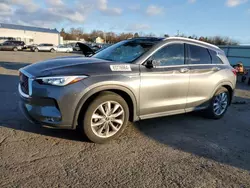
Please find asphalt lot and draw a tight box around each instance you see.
[1,51,250,188]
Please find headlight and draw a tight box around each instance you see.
[36,76,88,86]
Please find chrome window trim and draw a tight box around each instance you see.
[139,41,185,65]
[153,64,223,69]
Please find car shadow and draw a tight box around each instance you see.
[134,88,250,171]
[1,73,250,171]
[0,61,31,71]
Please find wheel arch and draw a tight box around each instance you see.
[211,81,234,105]
[73,85,139,129]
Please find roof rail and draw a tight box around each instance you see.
[166,37,220,49]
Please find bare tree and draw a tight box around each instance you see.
[59,27,239,45]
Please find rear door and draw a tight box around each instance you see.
[38,44,45,51]
[140,43,190,118]
[185,44,224,111]
[5,42,13,50]
[44,44,51,51]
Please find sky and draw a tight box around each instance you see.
[0,0,250,43]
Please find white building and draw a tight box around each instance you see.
[0,23,60,45]
[95,37,104,44]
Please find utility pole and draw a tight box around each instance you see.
[103,32,106,43]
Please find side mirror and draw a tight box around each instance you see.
[145,59,154,69]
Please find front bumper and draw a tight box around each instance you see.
[18,72,88,129]
[19,88,70,128]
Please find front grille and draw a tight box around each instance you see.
[20,72,29,95]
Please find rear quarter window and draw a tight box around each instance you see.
[209,50,224,64]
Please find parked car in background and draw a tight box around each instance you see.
[91,44,102,52]
[32,43,57,52]
[0,40,25,51]
[26,44,38,50]
[65,43,81,51]
[56,45,73,53]
[19,37,236,143]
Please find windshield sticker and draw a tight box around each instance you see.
[110,65,131,71]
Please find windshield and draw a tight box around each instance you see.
[93,40,155,63]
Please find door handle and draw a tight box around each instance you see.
[212,67,221,71]
[179,68,190,73]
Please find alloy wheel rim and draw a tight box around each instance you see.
[91,101,124,138]
[213,92,228,116]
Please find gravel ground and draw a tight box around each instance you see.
[1,51,250,188]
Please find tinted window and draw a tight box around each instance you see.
[93,40,155,63]
[151,44,185,66]
[12,41,24,45]
[189,45,211,64]
[209,50,223,64]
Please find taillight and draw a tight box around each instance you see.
[232,69,237,76]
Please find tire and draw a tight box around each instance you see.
[82,91,129,143]
[34,48,38,52]
[66,50,70,53]
[50,48,55,53]
[13,47,18,52]
[204,87,230,119]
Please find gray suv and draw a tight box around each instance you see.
[19,37,236,143]
[0,40,25,51]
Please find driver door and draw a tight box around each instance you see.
[139,43,190,119]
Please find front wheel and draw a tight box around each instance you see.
[50,48,55,53]
[82,92,129,143]
[204,87,230,119]
[13,47,18,51]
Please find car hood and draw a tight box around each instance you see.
[21,57,114,77]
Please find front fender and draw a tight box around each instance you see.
[72,84,139,129]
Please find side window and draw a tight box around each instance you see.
[189,45,211,64]
[151,44,185,66]
[209,50,224,64]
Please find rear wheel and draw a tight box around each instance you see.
[13,47,18,51]
[204,87,230,119]
[34,48,38,52]
[50,48,55,53]
[82,92,129,143]
[66,50,70,53]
